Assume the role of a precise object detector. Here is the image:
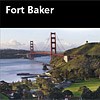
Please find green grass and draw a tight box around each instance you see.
[64,78,100,97]
[0,93,9,100]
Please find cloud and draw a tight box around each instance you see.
[1,39,28,50]
[1,39,79,51]
[7,39,22,46]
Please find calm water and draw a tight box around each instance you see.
[0,56,50,83]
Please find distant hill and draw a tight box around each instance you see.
[50,42,100,81]
[0,49,49,59]
[0,49,29,59]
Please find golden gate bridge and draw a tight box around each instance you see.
[28,32,65,59]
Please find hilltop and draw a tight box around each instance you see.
[50,42,100,82]
[64,42,100,56]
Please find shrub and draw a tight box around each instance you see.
[92,86,100,99]
[63,90,73,98]
[81,86,93,99]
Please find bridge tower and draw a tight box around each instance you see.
[30,41,34,59]
[50,32,56,55]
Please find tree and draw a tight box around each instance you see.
[62,90,73,98]
[95,68,100,79]
[78,67,90,80]
[23,91,33,100]
[81,86,93,99]
[36,91,44,100]
[13,92,22,100]
[0,81,12,94]
[36,77,43,89]
[81,86,100,100]
[51,69,63,83]
[68,69,78,80]
[49,87,63,100]
[93,86,100,99]
[17,84,30,92]
[63,69,69,79]
[16,84,30,99]
[36,78,54,96]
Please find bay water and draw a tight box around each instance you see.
[0,56,50,83]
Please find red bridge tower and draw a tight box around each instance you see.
[50,32,56,55]
[30,41,34,59]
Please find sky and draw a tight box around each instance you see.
[0,28,100,51]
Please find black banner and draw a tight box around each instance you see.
[0,1,100,28]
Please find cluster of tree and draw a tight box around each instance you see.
[49,88,73,100]
[1,79,100,100]
[36,77,74,99]
[13,84,33,100]
[36,77,54,96]
[80,86,100,100]
[0,78,72,100]
[0,81,12,95]
[50,54,100,83]
[0,80,34,100]
[11,79,38,91]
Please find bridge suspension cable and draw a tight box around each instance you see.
[57,35,66,51]
[34,44,39,51]
[41,37,50,51]
[56,43,63,52]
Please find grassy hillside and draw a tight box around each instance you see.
[50,42,100,81]
[64,78,100,97]
[64,43,100,56]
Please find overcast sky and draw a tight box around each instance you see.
[0,28,100,51]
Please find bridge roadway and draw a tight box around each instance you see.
[29,51,64,57]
